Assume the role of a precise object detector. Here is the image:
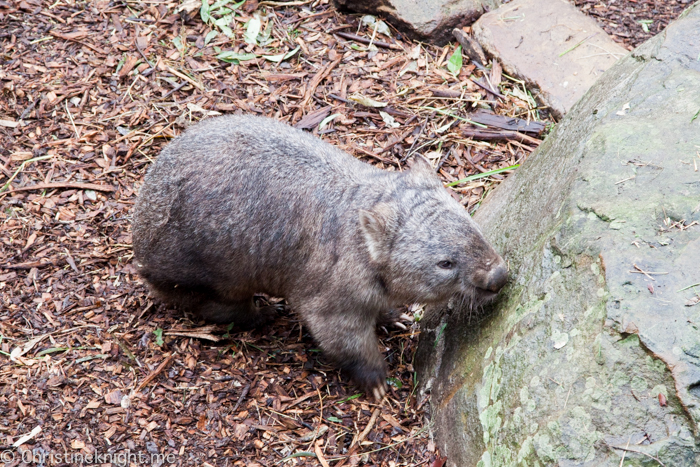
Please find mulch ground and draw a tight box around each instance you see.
[572,0,692,49]
[0,0,688,466]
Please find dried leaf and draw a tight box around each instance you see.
[379,111,399,128]
[349,93,387,108]
[262,46,300,63]
[659,393,667,406]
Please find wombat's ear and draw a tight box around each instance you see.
[359,204,395,263]
[409,155,437,179]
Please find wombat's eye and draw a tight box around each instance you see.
[437,260,454,269]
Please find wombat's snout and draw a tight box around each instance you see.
[485,260,508,292]
[472,257,508,293]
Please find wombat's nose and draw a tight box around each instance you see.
[485,261,508,292]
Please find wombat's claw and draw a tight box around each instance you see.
[372,385,386,401]
[392,321,408,331]
[399,313,413,323]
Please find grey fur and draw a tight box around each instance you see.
[132,115,508,397]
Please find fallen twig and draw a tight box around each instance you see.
[3,181,116,194]
[136,353,175,392]
[335,32,401,50]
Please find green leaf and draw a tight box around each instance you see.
[200,0,211,23]
[213,14,233,28]
[210,0,230,10]
[244,14,262,45]
[258,20,274,46]
[219,24,233,38]
[691,108,700,123]
[262,45,300,63]
[319,113,341,130]
[171,36,184,53]
[216,51,257,63]
[153,328,164,346]
[222,322,235,339]
[326,416,342,423]
[638,19,653,33]
[447,45,462,75]
[115,55,126,73]
[212,0,244,11]
[336,393,363,404]
[387,377,403,389]
[204,30,218,46]
[445,164,521,187]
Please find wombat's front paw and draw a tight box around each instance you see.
[254,305,280,326]
[347,363,387,401]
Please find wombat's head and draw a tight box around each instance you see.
[359,157,508,307]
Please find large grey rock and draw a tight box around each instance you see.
[333,0,501,45]
[416,3,700,466]
[473,0,629,118]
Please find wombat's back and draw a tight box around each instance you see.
[133,115,396,298]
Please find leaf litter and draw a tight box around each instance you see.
[0,0,687,465]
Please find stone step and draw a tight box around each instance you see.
[473,0,628,118]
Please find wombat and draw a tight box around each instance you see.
[132,115,508,399]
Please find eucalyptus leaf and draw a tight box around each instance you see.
[213,14,233,28]
[398,60,418,77]
[447,45,462,75]
[204,30,218,46]
[262,46,300,63]
[348,93,387,108]
[374,20,391,37]
[219,24,233,38]
[200,0,211,23]
[214,14,235,37]
[171,36,184,53]
[216,51,257,63]
[244,14,262,45]
[319,113,340,130]
[212,0,244,11]
[210,0,231,10]
[379,111,399,128]
[361,15,376,26]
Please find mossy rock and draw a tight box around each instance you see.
[416,3,700,466]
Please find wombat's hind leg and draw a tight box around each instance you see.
[145,282,273,328]
[303,307,387,400]
[197,298,277,329]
